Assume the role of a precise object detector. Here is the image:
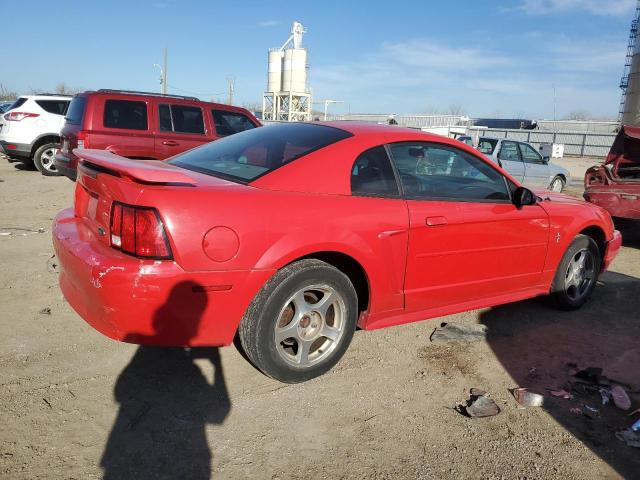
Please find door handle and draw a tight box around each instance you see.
[162,140,179,146]
[426,216,447,226]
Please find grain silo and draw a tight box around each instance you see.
[262,22,312,121]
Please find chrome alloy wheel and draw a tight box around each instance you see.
[40,147,58,172]
[564,248,596,301]
[274,284,346,368]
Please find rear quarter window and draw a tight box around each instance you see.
[103,100,148,130]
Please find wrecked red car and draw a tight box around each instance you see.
[584,125,640,219]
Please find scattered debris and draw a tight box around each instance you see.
[430,322,487,344]
[46,255,59,274]
[39,307,51,315]
[549,389,572,400]
[512,388,544,407]
[455,389,501,418]
[616,429,640,448]
[570,407,583,415]
[599,388,611,405]
[632,418,640,432]
[611,385,632,411]
[583,405,600,418]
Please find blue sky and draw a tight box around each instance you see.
[1,0,636,118]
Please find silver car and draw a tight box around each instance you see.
[458,136,569,192]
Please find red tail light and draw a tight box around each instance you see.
[109,202,172,259]
[4,111,40,121]
[77,130,88,149]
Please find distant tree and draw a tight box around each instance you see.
[564,109,591,121]
[241,101,262,113]
[54,82,83,95]
[0,83,18,101]
[28,82,83,95]
[448,103,465,116]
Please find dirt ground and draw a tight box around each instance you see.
[1,158,639,480]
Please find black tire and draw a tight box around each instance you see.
[239,259,358,383]
[34,143,61,176]
[550,234,601,310]
[549,175,565,192]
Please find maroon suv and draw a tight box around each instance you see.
[55,89,261,180]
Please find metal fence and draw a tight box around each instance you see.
[535,120,618,133]
[467,127,615,157]
[325,113,470,128]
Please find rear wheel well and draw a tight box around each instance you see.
[295,252,370,314]
[579,226,606,261]
[31,135,61,156]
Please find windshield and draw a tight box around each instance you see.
[7,97,27,111]
[170,123,353,183]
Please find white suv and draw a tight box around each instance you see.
[0,94,72,175]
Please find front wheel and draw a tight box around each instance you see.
[239,259,358,383]
[550,234,600,310]
[549,176,565,192]
[34,143,61,176]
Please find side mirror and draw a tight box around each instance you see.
[513,186,537,208]
[542,156,549,164]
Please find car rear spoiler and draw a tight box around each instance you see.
[74,149,197,185]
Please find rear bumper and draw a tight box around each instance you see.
[0,140,31,160]
[55,153,77,181]
[52,208,275,347]
[602,230,622,272]
[584,189,640,219]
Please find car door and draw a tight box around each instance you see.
[350,146,409,314]
[387,142,549,312]
[519,142,550,189]
[154,103,209,159]
[497,140,525,182]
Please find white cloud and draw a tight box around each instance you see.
[517,0,635,16]
[312,36,623,118]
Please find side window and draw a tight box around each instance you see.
[104,100,148,130]
[159,104,172,131]
[36,100,69,115]
[388,142,510,202]
[499,141,521,162]
[158,104,205,134]
[478,138,497,155]
[351,146,399,197]
[519,143,543,164]
[212,110,256,136]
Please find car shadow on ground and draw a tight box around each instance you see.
[479,271,640,478]
[101,281,231,480]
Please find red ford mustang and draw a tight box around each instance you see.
[53,122,622,383]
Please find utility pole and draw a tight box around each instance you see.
[154,48,168,95]
[163,48,168,95]
[227,77,235,105]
